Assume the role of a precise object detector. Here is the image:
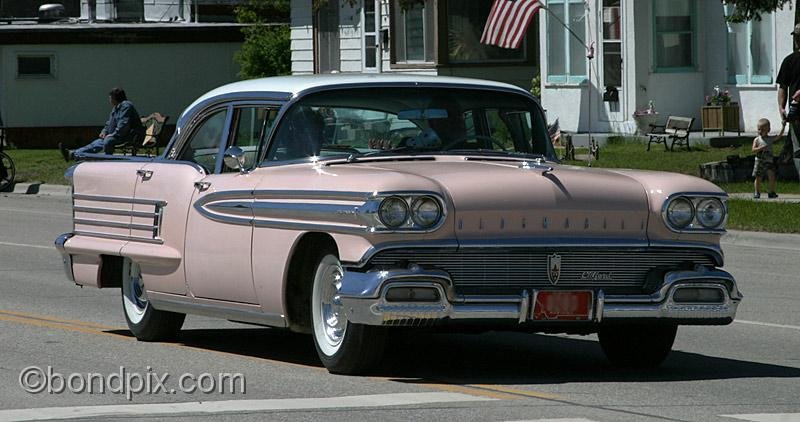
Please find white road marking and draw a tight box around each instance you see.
[721,413,800,422]
[735,320,800,331]
[505,419,598,422]
[0,392,494,421]
[0,241,52,250]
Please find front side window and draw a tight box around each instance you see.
[391,0,435,63]
[546,0,587,84]
[178,109,228,173]
[653,0,695,71]
[226,106,279,171]
[727,13,774,84]
[265,88,553,162]
[446,0,526,63]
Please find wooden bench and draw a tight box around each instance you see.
[115,112,169,157]
[646,116,694,151]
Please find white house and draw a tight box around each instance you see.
[289,0,539,89]
[0,0,245,148]
[539,0,795,134]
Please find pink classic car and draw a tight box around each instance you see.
[56,75,740,374]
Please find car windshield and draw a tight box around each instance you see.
[264,87,554,162]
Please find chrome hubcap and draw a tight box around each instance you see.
[122,259,148,324]
[320,265,345,346]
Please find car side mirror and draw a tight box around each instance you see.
[223,146,247,174]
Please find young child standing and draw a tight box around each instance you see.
[752,118,785,199]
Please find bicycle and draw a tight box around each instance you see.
[0,126,16,192]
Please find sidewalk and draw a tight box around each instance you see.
[728,193,800,203]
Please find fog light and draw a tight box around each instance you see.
[673,287,725,303]
[385,287,440,302]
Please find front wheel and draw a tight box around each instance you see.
[310,250,386,374]
[598,323,677,368]
[121,258,185,341]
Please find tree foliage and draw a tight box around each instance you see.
[235,0,291,79]
[723,0,794,22]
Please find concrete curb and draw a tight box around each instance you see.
[7,183,70,197]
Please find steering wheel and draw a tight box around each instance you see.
[441,135,510,152]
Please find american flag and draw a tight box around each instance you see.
[480,0,543,49]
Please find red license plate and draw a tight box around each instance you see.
[532,291,593,321]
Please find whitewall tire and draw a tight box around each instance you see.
[121,258,185,341]
[310,249,386,374]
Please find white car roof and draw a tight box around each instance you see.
[186,74,530,114]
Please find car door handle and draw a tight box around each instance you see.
[194,181,211,191]
[136,169,153,180]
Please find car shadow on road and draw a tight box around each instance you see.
[109,327,800,385]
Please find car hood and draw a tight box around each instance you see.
[351,159,650,242]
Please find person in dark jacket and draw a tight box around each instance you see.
[60,88,145,161]
[776,24,800,180]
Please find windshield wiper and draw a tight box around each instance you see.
[442,149,545,159]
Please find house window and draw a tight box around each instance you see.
[446,0,526,64]
[546,0,587,84]
[653,0,695,71]
[602,0,622,88]
[363,0,379,70]
[392,0,435,63]
[727,13,774,84]
[17,55,54,78]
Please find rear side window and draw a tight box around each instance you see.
[178,109,228,173]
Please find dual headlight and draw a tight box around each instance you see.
[664,195,727,231]
[377,195,443,230]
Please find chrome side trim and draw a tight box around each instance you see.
[73,194,167,207]
[147,296,287,328]
[73,230,164,245]
[194,189,447,234]
[55,233,75,282]
[73,206,158,219]
[74,218,159,232]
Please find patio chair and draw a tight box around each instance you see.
[115,112,169,157]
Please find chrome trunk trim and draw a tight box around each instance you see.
[54,233,75,282]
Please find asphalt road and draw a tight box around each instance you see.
[0,193,798,422]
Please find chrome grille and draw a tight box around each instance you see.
[367,248,717,292]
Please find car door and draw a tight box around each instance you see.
[183,104,279,304]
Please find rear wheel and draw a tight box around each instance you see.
[0,152,15,192]
[598,323,677,368]
[310,250,386,374]
[121,258,185,341]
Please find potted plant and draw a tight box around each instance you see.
[632,101,659,135]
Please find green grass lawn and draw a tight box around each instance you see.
[560,137,800,194]
[727,199,800,233]
[6,149,71,185]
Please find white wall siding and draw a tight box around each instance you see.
[541,0,795,134]
[2,42,240,128]
[339,3,363,73]
[291,0,314,75]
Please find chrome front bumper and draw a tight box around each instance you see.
[55,233,75,282]
[339,265,742,326]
